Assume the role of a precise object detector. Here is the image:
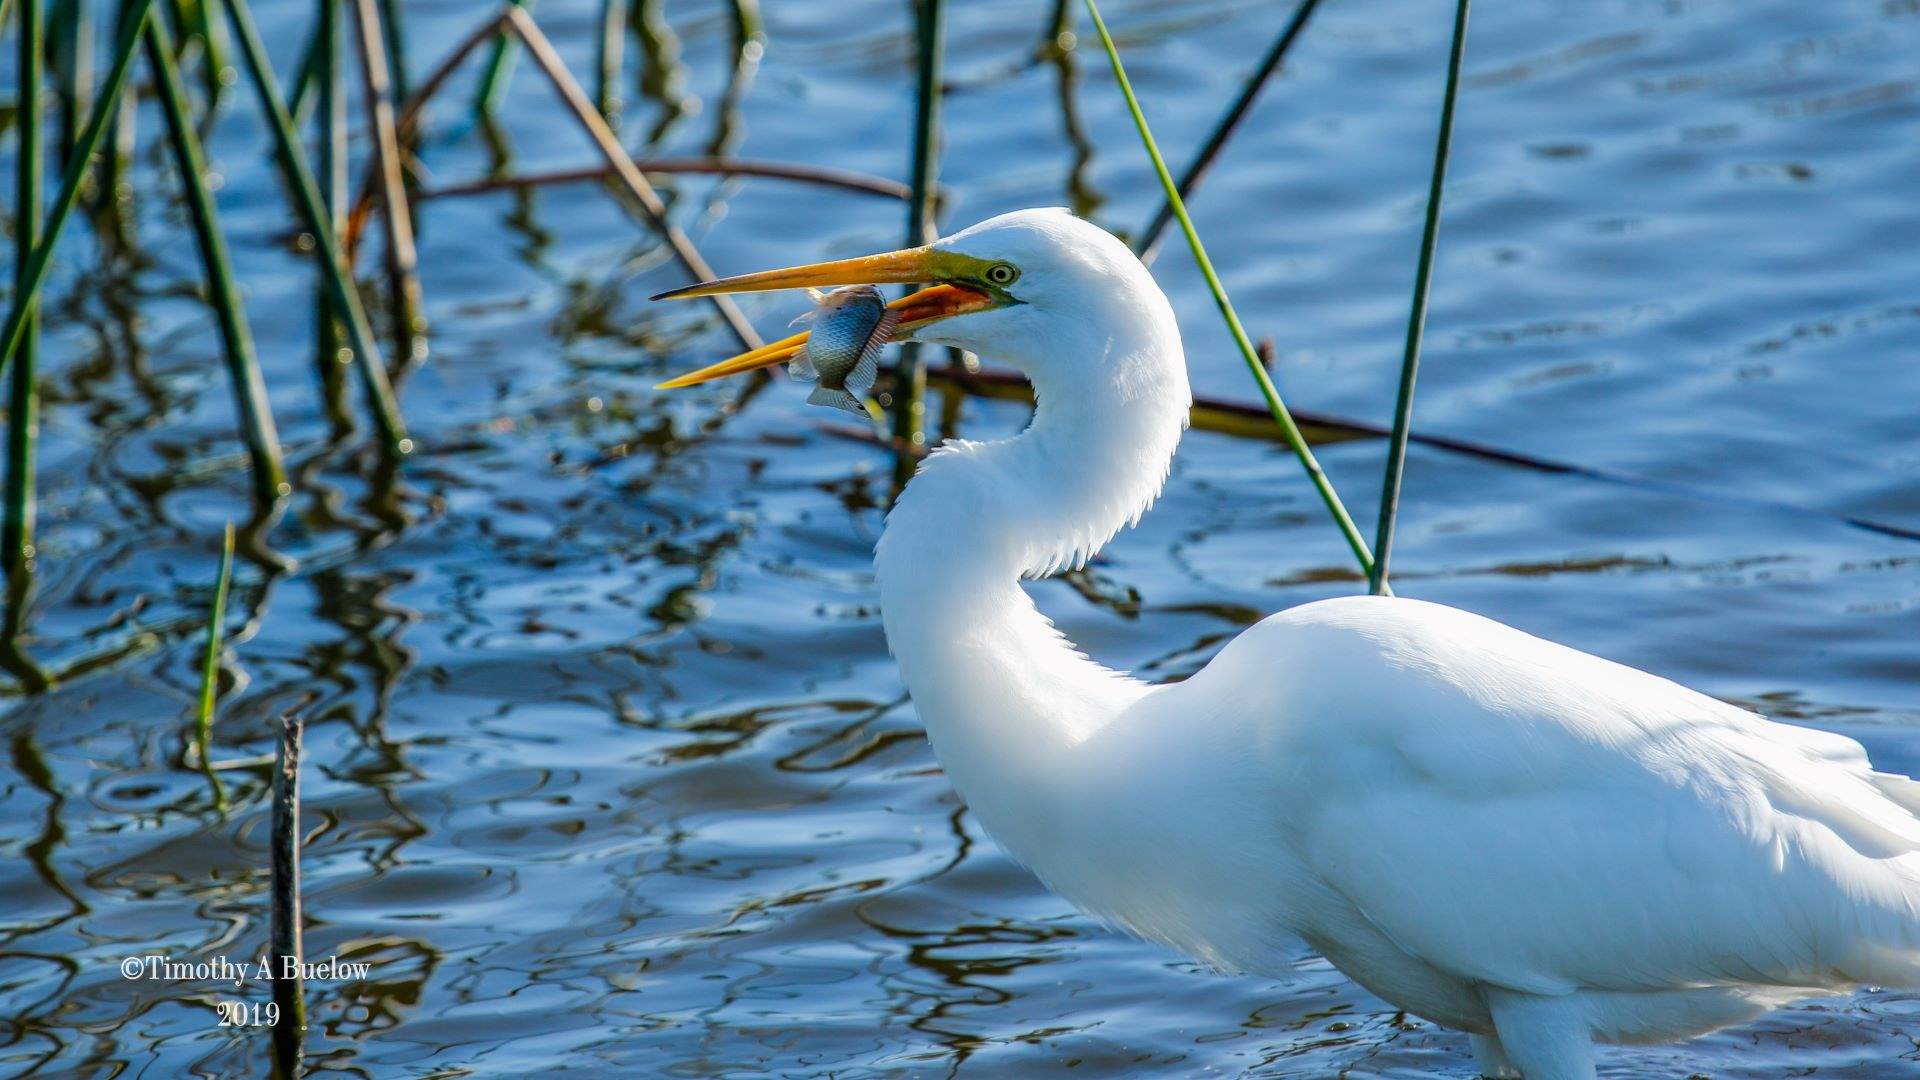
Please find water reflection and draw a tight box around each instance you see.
[1,0,1917,1076]
[632,0,695,148]
[1041,1,1104,219]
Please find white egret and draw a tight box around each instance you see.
[654,208,1920,1079]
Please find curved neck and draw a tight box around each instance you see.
[874,328,1189,858]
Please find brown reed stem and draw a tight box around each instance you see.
[345,7,515,257]
[350,0,428,372]
[504,4,761,350]
[417,157,912,202]
[225,0,412,457]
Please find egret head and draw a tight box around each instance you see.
[652,208,1174,388]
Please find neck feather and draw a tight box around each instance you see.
[873,331,1189,859]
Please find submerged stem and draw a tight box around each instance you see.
[596,0,628,124]
[891,0,946,486]
[476,0,533,114]
[226,0,412,456]
[0,0,158,383]
[195,524,235,812]
[351,0,428,371]
[314,0,354,435]
[5,0,43,580]
[146,14,290,506]
[270,705,307,1074]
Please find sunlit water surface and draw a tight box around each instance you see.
[2,0,1918,1075]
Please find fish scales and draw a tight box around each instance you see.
[790,286,898,415]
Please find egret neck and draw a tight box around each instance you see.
[872,278,1191,863]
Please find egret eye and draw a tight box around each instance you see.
[984,262,1020,286]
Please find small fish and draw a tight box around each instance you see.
[788,285,899,415]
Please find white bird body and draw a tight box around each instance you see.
[662,208,1920,1079]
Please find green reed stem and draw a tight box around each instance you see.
[475,0,532,115]
[286,15,321,125]
[193,0,231,111]
[194,523,235,812]
[102,0,138,215]
[5,0,44,580]
[376,0,408,107]
[890,0,944,486]
[0,0,155,384]
[1369,0,1470,596]
[225,0,411,457]
[147,15,289,505]
[1082,0,1376,581]
[1134,0,1322,266]
[45,0,90,164]
[313,0,351,432]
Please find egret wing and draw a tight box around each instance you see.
[1214,597,1920,995]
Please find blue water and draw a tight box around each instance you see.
[2,0,1918,1075]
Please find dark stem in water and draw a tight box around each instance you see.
[475,0,534,115]
[6,0,43,580]
[596,0,628,125]
[270,707,307,1078]
[225,0,412,457]
[99,0,141,238]
[314,0,355,436]
[891,0,946,488]
[0,0,156,383]
[705,0,764,159]
[45,0,91,168]
[1135,0,1323,265]
[1369,0,1471,596]
[629,0,691,147]
[145,15,290,506]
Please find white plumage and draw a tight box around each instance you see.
[658,207,1920,1080]
[874,210,1920,1080]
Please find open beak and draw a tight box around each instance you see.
[650,246,996,390]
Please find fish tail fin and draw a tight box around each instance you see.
[807,385,868,416]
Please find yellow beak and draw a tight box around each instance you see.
[650,246,997,389]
